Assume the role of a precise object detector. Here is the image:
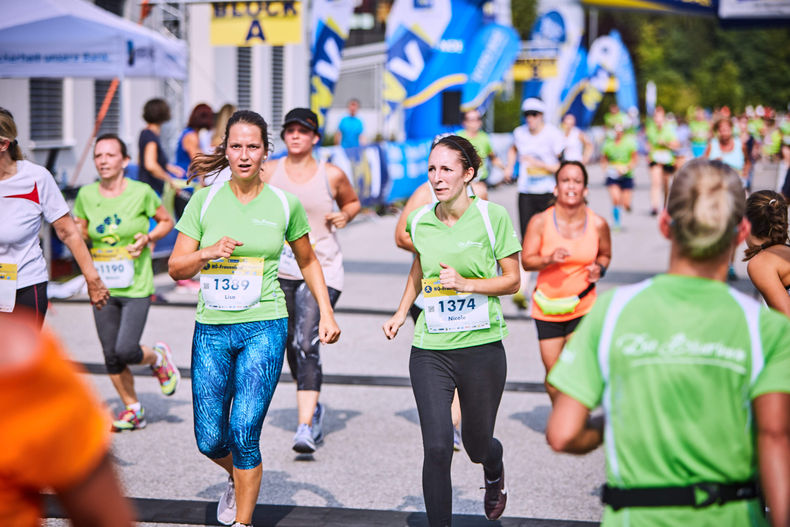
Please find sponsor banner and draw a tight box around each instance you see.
[719,0,790,19]
[317,144,388,207]
[210,1,302,46]
[581,0,714,15]
[521,4,585,125]
[460,23,520,113]
[383,0,452,121]
[382,139,432,202]
[309,0,355,131]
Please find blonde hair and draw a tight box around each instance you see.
[0,108,23,161]
[211,103,236,148]
[667,158,744,260]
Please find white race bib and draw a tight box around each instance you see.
[278,242,302,279]
[652,150,672,164]
[0,263,18,313]
[421,278,490,333]
[201,257,264,311]
[91,248,134,289]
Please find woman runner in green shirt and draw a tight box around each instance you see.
[384,135,521,526]
[546,159,790,526]
[74,134,177,432]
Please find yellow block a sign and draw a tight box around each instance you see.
[211,2,302,46]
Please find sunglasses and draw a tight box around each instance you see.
[524,111,541,118]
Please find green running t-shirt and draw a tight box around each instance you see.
[646,121,677,165]
[602,136,638,177]
[689,119,710,145]
[176,182,310,325]
[407,197,521,350]
[548,274,790,526]
[73,179,160,298]
[458,130,494,181]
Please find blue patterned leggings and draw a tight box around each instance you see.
[192,318,287,470]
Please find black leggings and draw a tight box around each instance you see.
[409,341,507,527]
[518,192,554,238]
[279,278,341,391]
[92,296,150,374]
[12,282,48,328]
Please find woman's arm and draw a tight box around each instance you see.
[74,217,89,242]
[383,256,424,339]
[754,392,790,526]
[290,234,341,344]
[748,257,790,317]
[546,392,603,454]
[168,232,242,281]
[126,205,174,259]
[504,145,517,183]
[521,212,568,271]
[580,132,593,165]
[51,214,109,308]
[143,141,172,184]
[325,165,361,229]
[586,215,612,283]
[437,253,520,296]
[182,130,201,160]
[395,183,432,252]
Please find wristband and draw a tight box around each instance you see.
[596,262,607,278]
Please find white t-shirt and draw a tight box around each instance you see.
[562,127,584,162]
[0,160,70,288]
[512,123,564,194]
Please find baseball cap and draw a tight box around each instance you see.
[282,108,320,135]
[521,98,545,114]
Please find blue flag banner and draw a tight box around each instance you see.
[382,139,432,202]
[317,144,388,207]
[460,23,520,113]
[383,0,452,123]
[309,0,355,133]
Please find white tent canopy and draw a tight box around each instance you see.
[0,0,187,80]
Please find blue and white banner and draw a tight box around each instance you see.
[521,4,585,125]
[383,0,452,122]
[460,23,520,113]
[309,0,356,132]
[562,30,637,129]
[317,144,388,207]
[382,140,432,202]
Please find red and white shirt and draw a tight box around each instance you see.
[0,161,70,288]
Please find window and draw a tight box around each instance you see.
[271,46,284,128]
[237,47,252,110]
[94,80,120,136]
[29,79,63,142]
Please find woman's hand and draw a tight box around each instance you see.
[546,248,570,266]
[383,312,407,340]
[126,232,150,259]
[439,263,469,292]
[201,236,243,260]
[586,262,603,283]
[325,211,350,229]
[86,275,109,309]
[318,313,341,344]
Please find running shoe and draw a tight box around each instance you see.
[453,426,462,452]
[311,402,325,444]
[483,466,507,520]
[292,423,316,454]
[151,341,179,396]
[512,290,527,310]
[111,407,146,432]
[217,476,236,525]
[230,523,253,527]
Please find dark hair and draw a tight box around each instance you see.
[714,117,732,134]
[94,133,129,158]
[142,98,171,124]
[187,103,215,131]
[430,134,482,180]
[744,190,789,260]
[0,107,23,161]
[555,160,589,187]
[188,110,270,182]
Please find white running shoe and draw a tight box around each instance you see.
[217,476,236,525]
[292,423,316,454]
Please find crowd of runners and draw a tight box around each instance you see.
[1,96,790,527]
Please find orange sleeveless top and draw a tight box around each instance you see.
[531,206,599,322]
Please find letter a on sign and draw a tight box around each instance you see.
[246,20,266,43]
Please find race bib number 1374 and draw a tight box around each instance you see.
[421,278,490,333]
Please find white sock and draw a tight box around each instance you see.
[127,402,142,413]
[153,347,164,368]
